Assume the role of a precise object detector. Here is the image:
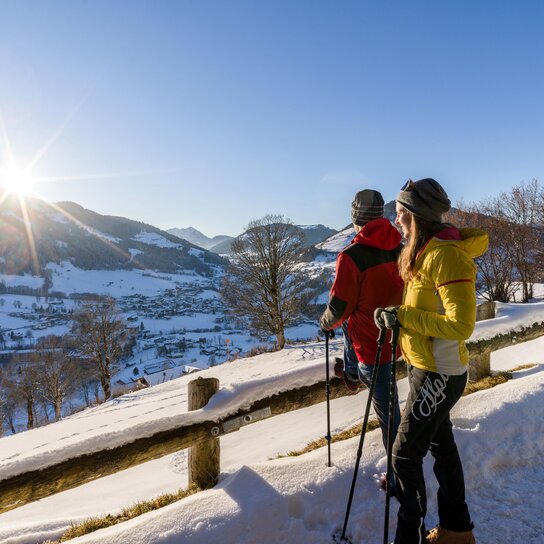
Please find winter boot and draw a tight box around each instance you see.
[333,358,361,393]
[426,526,475,544]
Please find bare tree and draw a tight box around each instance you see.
[448,202,518,302]
[450,179,544,302]
[221,214,310,349]
[78,359,100,407]
[6,360,40,430]
[0,368,18,435]
[498,179,542,301]
[33,336,79,421]
[72,298,125,401]
[0,367,8,436]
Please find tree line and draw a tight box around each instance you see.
[448,179,543,302]
[0,298,130,435]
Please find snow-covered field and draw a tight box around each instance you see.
[0,274,44,290]
[45,263,210,298]
[0,303,543,544]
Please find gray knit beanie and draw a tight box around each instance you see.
[351,189,384,226]
[396,178,451,223]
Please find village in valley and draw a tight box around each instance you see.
[116,283,247,387]
[0,269,316,431]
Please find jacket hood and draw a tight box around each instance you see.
[429,227,489,259]
[352,218,401,250]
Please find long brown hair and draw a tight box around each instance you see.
[398,210,445,282]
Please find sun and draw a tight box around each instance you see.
[0,164,36,197]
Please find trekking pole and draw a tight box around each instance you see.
[334,326,387,543]
[325,331,332,468]
[383,324,400,544]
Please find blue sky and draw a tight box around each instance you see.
[1,0,543,237]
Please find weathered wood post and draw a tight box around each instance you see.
[469,301,496,381]
[188,376,220,489]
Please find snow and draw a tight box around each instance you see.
[132,231,183,249]
[0,303,543,544]
[316,227,354,253]
[470,301,544,342]
[188,248,204,258]
[45,262,209,297]
[0,342,344,481]
[284,322,320,341]
[47,212,70,224]
[82,226,121,244]
[313,290,330,305]
[0,273,44,290]
[198,289,221,300]
[141,312,223,332]
[69,369,544,544]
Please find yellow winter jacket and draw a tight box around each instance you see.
[396,227,489,375]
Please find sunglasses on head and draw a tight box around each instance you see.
[401,179,416,191]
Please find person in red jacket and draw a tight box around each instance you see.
[320,189,404,455]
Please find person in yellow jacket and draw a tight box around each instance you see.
[375,178,488,544]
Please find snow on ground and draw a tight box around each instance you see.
[491,333,544,371]
[531,283,544,298]
[0,294,77,340]
[82,227,121,244]
[0,303,543,544]
[470,301,544,342]
[0,274,44,290]
[138,313,222,333]
[315,227,353,253]
[0,341,347,481]
[45,263,209,297]
[66,368,543,544]
[284,322,320,342]
[132,231,183,249]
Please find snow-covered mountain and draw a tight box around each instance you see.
[210,223,338,255]
[167,227,233,252]
[0,195,226,279]
[169,224,337,256]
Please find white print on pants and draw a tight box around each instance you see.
[412,374,450,421]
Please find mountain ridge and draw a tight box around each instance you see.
[171,223,339,255]
[167,227,233,251]
[0,195,226,278]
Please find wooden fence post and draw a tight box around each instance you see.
[469,301,496,381]
[188,377,220,489]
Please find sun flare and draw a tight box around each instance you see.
[0,164,36,197]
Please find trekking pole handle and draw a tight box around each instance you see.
[376,325,387,346]
[390,323,400,346]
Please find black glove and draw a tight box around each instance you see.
[374,306,400,330]
[321,327,335,340]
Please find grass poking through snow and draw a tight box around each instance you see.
[44,484,201,543]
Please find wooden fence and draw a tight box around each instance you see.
[0,309,542,514]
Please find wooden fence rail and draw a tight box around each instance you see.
[0,314,542,514]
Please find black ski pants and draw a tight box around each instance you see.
[392,366,473,544]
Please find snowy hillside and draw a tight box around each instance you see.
[0,196,225,277]
[315,226,354,254]
[0,302,543,544]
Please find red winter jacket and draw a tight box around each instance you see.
[320,218,404,364]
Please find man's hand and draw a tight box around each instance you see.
[321,327,335,340]
[374,306,400,330]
